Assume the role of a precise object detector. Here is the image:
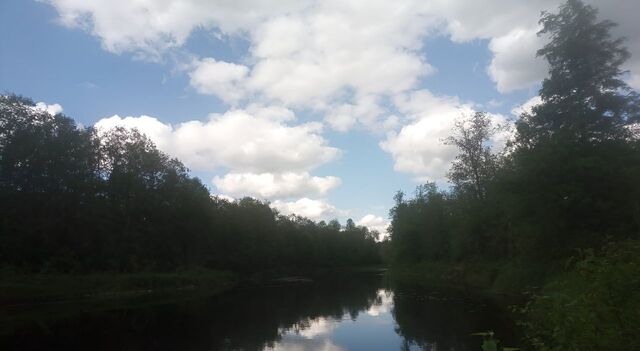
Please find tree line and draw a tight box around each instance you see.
[0,96,380,273]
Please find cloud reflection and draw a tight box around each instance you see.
[367,289,394,317]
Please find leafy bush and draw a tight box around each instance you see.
[521,240,640,350]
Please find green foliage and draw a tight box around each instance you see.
[445,111,500,200]
[388,184,451,263]
[471,331,519,351]
[520,240,640,351]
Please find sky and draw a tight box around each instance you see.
[2,0,639,236]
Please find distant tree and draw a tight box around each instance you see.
[345,218,356,231]
[328,219,341,231]
[388,184,451,262]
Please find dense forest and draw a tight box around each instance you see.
[0,95,380,273]
[386,1,640,349]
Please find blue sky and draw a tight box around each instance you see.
[2,0,638,235]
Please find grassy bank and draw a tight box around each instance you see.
[0,269,237,306]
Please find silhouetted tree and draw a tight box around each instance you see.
[445,112,500,201]
[516,0,639,147]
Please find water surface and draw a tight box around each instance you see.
[1,274,515,350]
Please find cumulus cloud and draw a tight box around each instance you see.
[47,0,640,97]
[488,28,548,93]
[48,0,438,131]
[189,58,250,104]
[356,214,390,239]
[423,0,556,92]
[34,102,63,116]
[381,90,509,182]
[213,172,341,200]
[271,198,342,221]
[94,106,340,173]
[45,0,309,59]
[94,115,172,148]
[247,0,435,107]
[380,90,473,182]
[95,108,344,211]
[324,95,387,132]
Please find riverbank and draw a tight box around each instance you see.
[387,240,640,350]
[0,265,388,307]
[0,269,237,307]
[387,260,559,298]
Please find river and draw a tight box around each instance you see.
[1,273,517,350]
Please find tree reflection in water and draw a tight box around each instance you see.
[1,274,515,350]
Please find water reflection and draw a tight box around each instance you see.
[1,275,515,350]
[270,289,396,351]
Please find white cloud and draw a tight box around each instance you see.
[211,194,235,203]
[244,0,436,130]
[34,102,63,116]
[189,58,249,104]
[48,0,437,132]
[488,28,548,93]
[511,95,543,116]
[213,172,341,200]
[324,95,387,132]
[423,0,557,92]
[47,0,640,97]
[356,214,389,239]
[45,0,309,59]
[94,106,340,173]
[629,74,640,90]
[271,198,342,221]
[381,90,509,182]
[94,114,172,148]
[381,90,474,182]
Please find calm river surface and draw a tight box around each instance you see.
[1,274,516,350]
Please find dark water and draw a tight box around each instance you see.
[1,274,516,350]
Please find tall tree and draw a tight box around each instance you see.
[506,0,640,255]
[445,112,499,201]
[517,0,640,146]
